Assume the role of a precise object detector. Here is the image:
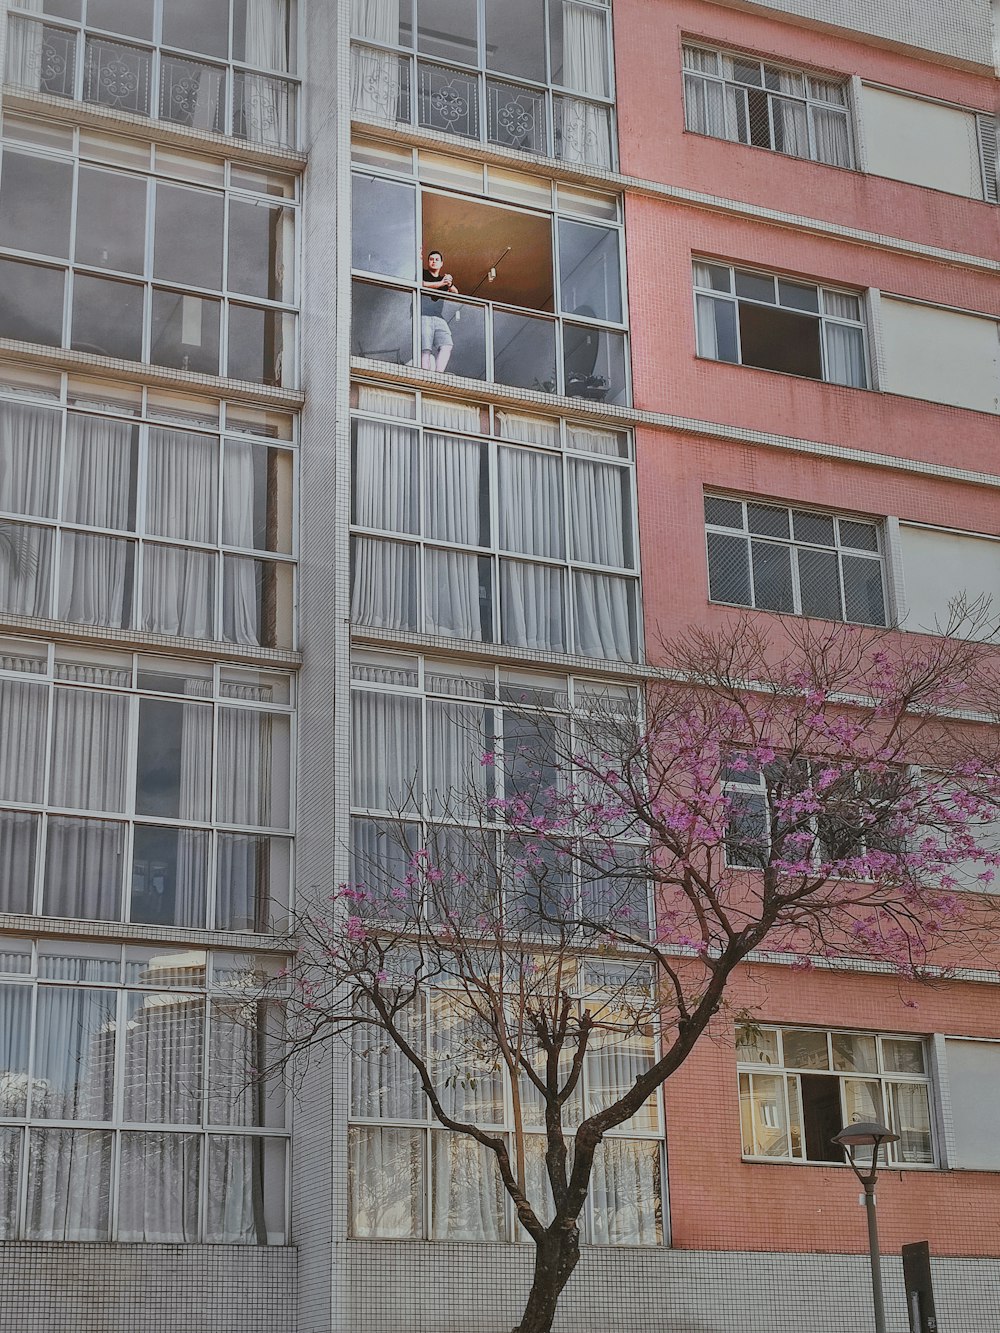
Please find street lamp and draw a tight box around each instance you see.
[833,1119,900,1333]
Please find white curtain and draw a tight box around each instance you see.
[431,1133,504,1240]
[59,414,135,628]
[557,2,612,167]
[424,548,483,640]
[589,1139,661,1245]
[351,0,402,121]
[241,0,293,146]
[350,1126,422,1238]
[143,427,218,640]
[0,400,59,517]
[5,2,44,93]
[498,447,563,559]
[773,71,809,158]
[573,571,635,661]
[501,561,565,651]
[351,536,417,629]
[354,419,418,533]
[351,689,421,813]
[824,321,867,388]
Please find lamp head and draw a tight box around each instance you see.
[833,1120,899,1148]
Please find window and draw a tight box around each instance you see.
[737,1024,934,1166]
[0,372,296,647]
[682,44,853,169]
[349,959,663,1245]
[0,939,288,1242]
[0,637,293,931]
[5,0,298,149]
[722,756,905,871]
[351,0,615,168]
[349,649,649,934]
[704,495,887,625]
[693,261,867,388]
[0,116,298,387]
[351,386,640,661]
[350,151,628,403]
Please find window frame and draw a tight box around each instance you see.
[736,1023,936,1168]
[703,493,888,626]
[0,116,301,387]
[692,259,870,388]
[682,40,855,170]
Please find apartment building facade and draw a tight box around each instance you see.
[0,0,997,1330]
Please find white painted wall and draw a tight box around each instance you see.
[880,298,1000,414]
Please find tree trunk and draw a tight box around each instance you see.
[513,1228,581,1333]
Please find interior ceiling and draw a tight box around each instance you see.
[422,193,554,311]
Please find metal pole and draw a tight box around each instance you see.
[862,1178,888,1333]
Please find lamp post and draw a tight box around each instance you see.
[832,1120,900,1333]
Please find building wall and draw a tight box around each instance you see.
[0,1244,297,1333]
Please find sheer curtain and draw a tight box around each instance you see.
[424,433,484,639]
[589,1139,661,1245]
[143,428,218,639]
[243,0,293,147]
[558,2,613,168]
[351,0,402,121]
[431,1133,504,1240]
[45,683,130,920]
[59,414,135,628]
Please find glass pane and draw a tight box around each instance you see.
[0,258,64,346]
[82,37,152,116]
[589,1139,662,1245]
[216,709,291,829]
[215,832,291,932]
[350,1126,422,1238]
[782,1029,829,1070]
[558,220,622,324]
[154,185,224,290]
[0,150,73,259]
[563,323,627,405]
[25,1128,112,1240]
[351,280,414,365]
[159,57,226,133]
[34,987,116,1119]
[842,555,886,627]
[75,167,146,273]
[0,812,37,914]
[123,992,204,1124]
[430,1133,505,1241]
[150,290,221,374]
[485,0,544,79]
[797,546,842,620]
[750,540,794,612]
[205,1135,286,1242]
[352,174,417,282]
[832,1032,878,1074]
[42,816,124,920]
[72,274,144,360]
[882,1038,925,1075]
[161,0,228,58]
[221,555,294,647]
[118,1132,200,1241]
[226,305,290,386]
[0,983,32,1116]
[130,824,210,928]
[223,442,294,553]
[136,698,212,821]
[707,531,751,605]
[228,201,295,302]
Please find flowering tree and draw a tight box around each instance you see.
[283,615,1000,1333]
